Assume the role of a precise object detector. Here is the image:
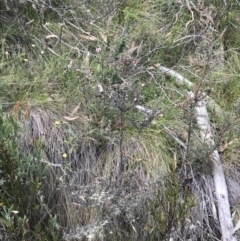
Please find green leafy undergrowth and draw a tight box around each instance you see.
[147,162,195,240]
[0,107,60,241]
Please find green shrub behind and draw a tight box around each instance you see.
[0,107,60,241]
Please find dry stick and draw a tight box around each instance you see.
[135,105,153,114]
[40,158,66,174]
[159,66,237,241]
[162,126,187,150]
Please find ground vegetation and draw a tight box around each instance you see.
[1,0,240,240]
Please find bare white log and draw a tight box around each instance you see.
[159,66,194,88]
[159,66,226,118]
[158,65,236,240]
[192,93,237,241]
[134,65,237,239]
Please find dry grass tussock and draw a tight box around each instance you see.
[17,107,170,240]
[13,106,240,241]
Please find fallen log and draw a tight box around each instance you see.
[158,66,237,241]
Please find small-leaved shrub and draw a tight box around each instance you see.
[0,107,60,241]
[148,162,196,240]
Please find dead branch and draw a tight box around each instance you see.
[192,92,236,241]
[159,65,237,241]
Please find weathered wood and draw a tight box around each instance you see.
[158,66,237,241]
[158,66,226,118]
[158,66,194,87]
[193,96,236,241]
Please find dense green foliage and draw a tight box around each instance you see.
[0,108,60,240]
